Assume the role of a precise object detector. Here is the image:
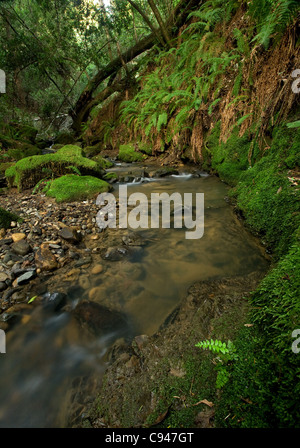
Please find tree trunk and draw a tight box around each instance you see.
[71,0,200,132]
[147,0,171,46]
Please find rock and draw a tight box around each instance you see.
[0,282,7,291]
[91,264,103,275]
[102,246,130,262]
[35,245,58,271]
[42,292,67,311]
[73,301,129,337]
[74,256,92,267]
[0,272,9,282]
[11,240,31,256]
[15,270,36,286]
[59,227,82,244]
[11,233,26,243]
[3,251,22,263]
[122,232,144,246]
[0,228,6,238]
[0,238,13,246]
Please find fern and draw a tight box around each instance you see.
[157,112,168,133]
[250,0,300,49]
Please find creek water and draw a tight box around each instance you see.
[0,166,269,427]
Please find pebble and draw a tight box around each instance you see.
[11,233,26,243]
[91,264,103,275]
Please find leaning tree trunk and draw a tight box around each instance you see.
[71,0,201,133]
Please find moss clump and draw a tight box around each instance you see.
[103,172,118,182]
[43,174,111,203]
[0,162,14,174]
[5,145,105,191]
[6,146,41,161]
[138,142,152,156]
[92,154,114,169]
[0,207,22,229]
[118,144,144,163]
[82,144,102,158]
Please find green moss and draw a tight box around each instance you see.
[82,144,102,158]
[43,174,111,203]
[5,145,104,191]
[206,122,253,186]
[217,243,300,428]
[0,207,22,229]
[92,154,114,169]
[103,172,118,181]
[0,162,14,174]
[138,142,153,156]
[6,146,41,161]
[118,144,144,163]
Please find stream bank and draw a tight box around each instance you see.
[0,159,270,428]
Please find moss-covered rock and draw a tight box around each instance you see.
[0,207,22,229]
[92,154,114,169]
[43,174,111,203]
[118,144,144,163]
[137,142,152,156]
[5,145,105,191]
[82,143,102,158]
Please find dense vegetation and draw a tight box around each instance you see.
[0,0,299,428]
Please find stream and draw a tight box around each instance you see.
[0,164,269,427]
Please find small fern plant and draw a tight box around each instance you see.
[195,339,238,389]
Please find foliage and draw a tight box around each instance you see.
[196,339,238,389]
[217,245,300,427]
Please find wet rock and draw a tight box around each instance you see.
[102,246,130,262]
[59,227,82,244]
[11,239,31,256]
[0,272,9,283]
[91,264,104,275]
[122,232,144,247]
[15,270,36,286]
[42,292,67,311]
[73,301,129,337]
[75,256,92,267]
[0,238,13,246]
[35,245,58,271]
[150,167,179,178]
[0,282,7,292]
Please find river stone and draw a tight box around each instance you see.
[59,227,82,244]
[0,282,7,291]
[11,233,26,243]
[122,232,145,247]
[91,264,104,275]
[102,246,130,261]
[42,292,67,311]
[0,272,9,282]
[16,270,36,286]
[35,245,58,271]
[73,301,129,337]
[11,240,31,256]
[74,256,92,268]
[0,238,13,246]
